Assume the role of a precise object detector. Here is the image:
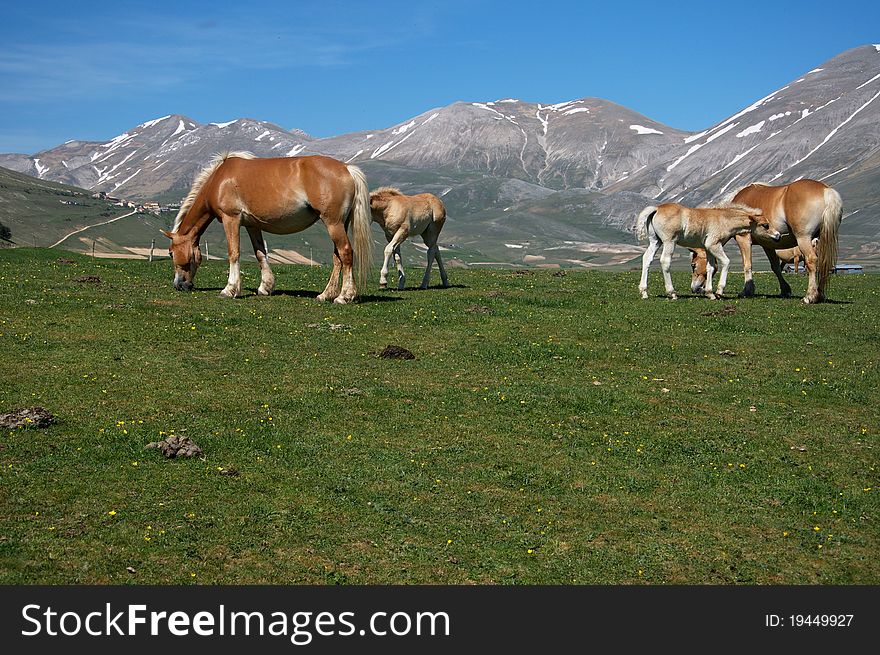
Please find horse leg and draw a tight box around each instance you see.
[317,252,343,302]
[798,235,821,304]
[245,226,275,296]
[424,224,449,288]
[733,233,754,297]
[219,212,242,298]
[659,241,677,300]
[638,234,660,299]
[707,242,730,299]
[435,247,449,288]
[420,228,444,290]
[703,249,717,299]
[380,228,408,290]
[810,237,827,301]
[324,220,357,304]
[765,248,792,298]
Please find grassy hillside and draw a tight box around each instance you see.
[0,249,877,584]
[0,166,140,247]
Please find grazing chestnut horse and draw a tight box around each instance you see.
[690,180,842,304]
[691,240,816,289]
[637,202,780,300]
[369,187,449,290]
[162,152,372,303]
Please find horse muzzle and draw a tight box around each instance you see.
[771,231,782,242]
[173,276,194,292]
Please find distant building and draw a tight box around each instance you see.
[833,264,863,274]
[785,263,864,274]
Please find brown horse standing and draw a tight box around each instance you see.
[691,180,842,304]
[162,152,372,303]
[369,187,448,290]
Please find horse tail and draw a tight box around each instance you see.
[816,186,842,292]
[636,206,658,241]
[172,151,255,232]
[346,164,373,289]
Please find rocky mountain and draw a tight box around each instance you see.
[0,117,313,202]
[1,44,878,268]
[0,99,688,203]
[607,44,880,207]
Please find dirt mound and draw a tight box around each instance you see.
[379,345,415,360]
[0,407,56,429]
[145,435,203,458]
[74,275,102,284]
[465,304,492,315]
[701,304,737,316]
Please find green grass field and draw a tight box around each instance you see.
[0,248,877,584]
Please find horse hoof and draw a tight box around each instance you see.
[219,288,238,299]
[802,296,816,305]
[669,294,678,301]
[333,296,354,305]
[379,283,387,290]
[257,287,272,296]
[639,290,648,300]
[316,293,333,302]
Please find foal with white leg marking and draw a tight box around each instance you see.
[369,187,449,290]
[637,202,780,300]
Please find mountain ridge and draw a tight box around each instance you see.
[1,45,878,268]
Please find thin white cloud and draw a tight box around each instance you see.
[0,9,434,103]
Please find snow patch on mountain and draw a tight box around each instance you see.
[393,120,417,135]
[736,120,765,138]
[773,88,880,179]
[856,72,880,90]
[371,132,416,159]
[666,122,739,172]
[140,116,171,129]
[630,124,663,135]
[113,168,141,191]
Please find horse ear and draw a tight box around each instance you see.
[160,229,173,239]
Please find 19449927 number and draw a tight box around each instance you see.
[790,614,853,627]
[765,614,854,627]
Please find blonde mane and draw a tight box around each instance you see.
[708,201,763,215]
[172,151,256,231]
[369,186,403,200]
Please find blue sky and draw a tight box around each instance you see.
[1,0,878,154]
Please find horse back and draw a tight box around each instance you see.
[210,155,355,218]
[734,180,830,236]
